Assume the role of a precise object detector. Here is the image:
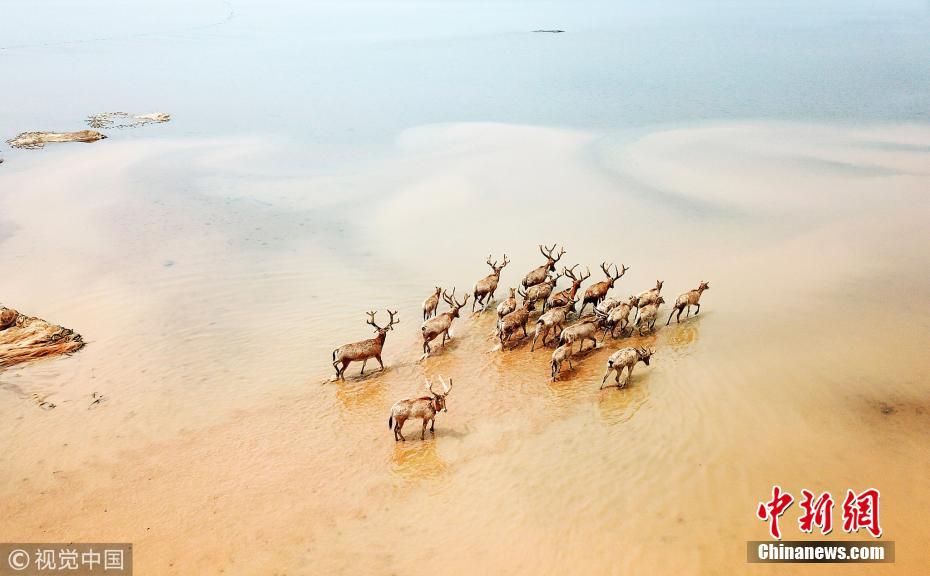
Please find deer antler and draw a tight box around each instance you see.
[439,375,452,395]
[580,266,591,281]
[563,264,579,280]
[425,377,436,395]
[599,262,612,277]
[501,254,510,267]
[386,309,400,327]
[486,254,497,270]
[454,293,470,308]
[442,288,456,306]
[366,310,383,330]
[616,264,630,279]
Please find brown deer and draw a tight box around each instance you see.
[596,295,637,340]
[550,343,573,381]
[389,376,452,441]
[522,244,565,288]
[548,265,590,310]
[496,287,518,320]
[497,298,533,349]
[531,298,576,351]
[632,280,664,323]
[473,254,510,312]
[578,262,628,316]
[518,270,562,312]
[667,281,710,325]
[633,296,665,335]
[559,317,600,353]
[422,286,442,320]
[600,347,654,388]
[635,280,665,308]
[332,310,399,380]
[421,289,469,356]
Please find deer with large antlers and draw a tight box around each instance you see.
[578,262,629,316]
[332,310,399,380]
[518,270,561,312]
[496,287,518,320]
[421,289,469,356]
[422,286,442,320]
[522,244,565,288]
[548,265,590,310]
[667,281,710,325]
[389,376,452,441]
[600,347,654,388]
[531,298,576,351]
[473,254,510,312]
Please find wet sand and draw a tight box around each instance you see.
[1,121,929,574]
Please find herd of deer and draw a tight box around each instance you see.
[331,244,710,441]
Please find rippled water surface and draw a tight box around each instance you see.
[1,1,929,574]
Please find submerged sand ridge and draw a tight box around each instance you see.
[0,121,928,575]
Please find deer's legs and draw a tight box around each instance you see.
[666,310,674,325]
[522,323,528,337]
[376,355,384,371]
[694,303,701,315]
[394,418,406,441]
[332,361,342,379]
[430,418,435,432]
[600,367,613,388]
[360,359,367,374]
[421,419,428,440]
[531,330,540,352]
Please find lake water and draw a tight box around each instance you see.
[1,1,929,574]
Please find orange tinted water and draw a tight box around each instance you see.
[1,122,928,574]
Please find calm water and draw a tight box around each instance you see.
[2,1,930,574]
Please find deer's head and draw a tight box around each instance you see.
[442,289,470,319]
[539,244,565,271]
[638,347,655,365]
[425,376,452,412]
[487,254,510,276]
[366,309,400,336]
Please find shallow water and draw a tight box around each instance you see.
[2,1,930,575]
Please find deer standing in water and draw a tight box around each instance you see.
[497,298,533,349]
[522,244,565,288]
[496,287,518,320]
[548,265,590,310]
[579,262,628,316]
[531,298,576,351]
[596,295,637,340]
[632,280,664,323]
[421,289,469,356]
[422,286,442,320]
[633,296,665,335]
[601,347,654,388]
[473,254,510,312]
[519,271,562,312]
[667,281,710,325]
[559,317,600,353]
[550,343,573,381]
[332,310,399,380]
[389,376,452,441]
